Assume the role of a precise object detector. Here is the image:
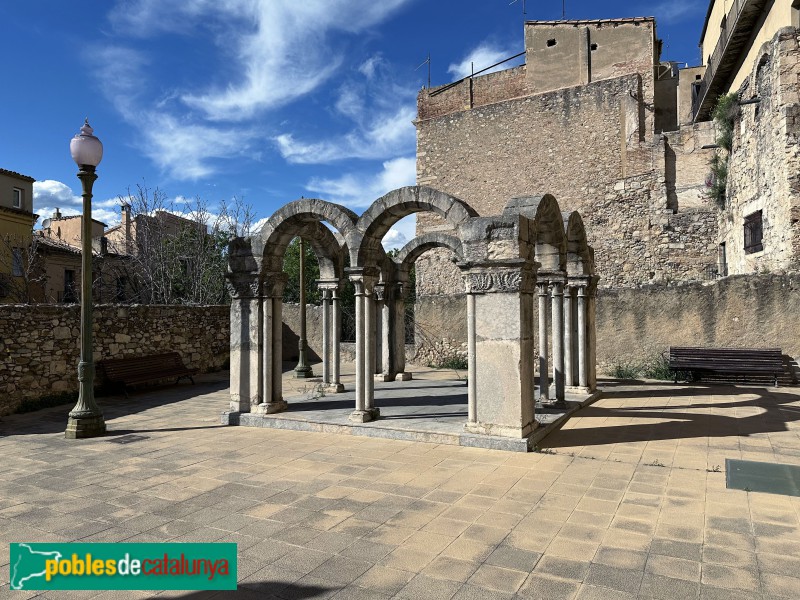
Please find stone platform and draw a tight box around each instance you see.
[222,376,601,452]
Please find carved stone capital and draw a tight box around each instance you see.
[226,273,260,299]
[464,268,533,294]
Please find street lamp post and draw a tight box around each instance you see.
[294,237,314,378]
[65,119,106,439]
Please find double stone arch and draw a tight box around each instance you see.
[227,186,597,443]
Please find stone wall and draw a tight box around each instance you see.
[596,274,800,371]
[720,29,800,275]
[416,73,718,293]
[0,304,229,415]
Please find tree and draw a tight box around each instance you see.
[112,183,256,305]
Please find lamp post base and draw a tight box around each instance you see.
[65,414,106,439]
[294,366,315,379]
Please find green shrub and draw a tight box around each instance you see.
[431,355,469,371]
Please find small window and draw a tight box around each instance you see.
[546,39,557,47]
[590,43,598,51]
[11,248,23,276]
[744,211,763,254]
[12,188,22,209]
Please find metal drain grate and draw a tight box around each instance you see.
[107,434,149,445]
[726,458,800,497]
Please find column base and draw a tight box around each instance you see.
[464,420,535,439]
[325,383,346,393]
[374,373,396,382]
[254,400,288,414]
[397,372,413,381]
[293,367,315,379]
[566,385,594,395]
[348,409,376,423]
[65,414,106,439]
[537,399,568,410]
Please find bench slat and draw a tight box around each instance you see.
[99,352,197,396]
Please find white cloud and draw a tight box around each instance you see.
[93,0,414,179]
[382,214,416,251]
[447,42,519,80]
[275,105,416,164]
[34,180,123,226]
[305,156,416,208]
[110,0,412,122]
[358,54,385,80]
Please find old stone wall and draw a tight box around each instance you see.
[0,304,230,415]
[720,29,800,275]
[415,73,718,291]
[596,274,800,371]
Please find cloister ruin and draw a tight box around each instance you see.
[225,186,598,450]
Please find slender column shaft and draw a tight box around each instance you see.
[588,281,598,391]
[374,291,383,375]
[467,292,477,423]
[354,289,365,411]
[365,291,376,409]
[577,286,588,389]
[263,297,274,403]
[381,294,392,377]
[294,238,312,378]
[551,282,564,402]
[272,298,283,402]
[332,288,341,385]
[321,290,330,384]
[537,282,550,401]
[563,286,574,387]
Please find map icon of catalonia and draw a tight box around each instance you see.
[10,544,62,590]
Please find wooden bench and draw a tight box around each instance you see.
[98,352,197,397]
[667,346,783,387]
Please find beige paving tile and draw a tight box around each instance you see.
[467,564,527,594]
[422,555,479,582]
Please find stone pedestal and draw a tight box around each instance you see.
[463,267,536,439]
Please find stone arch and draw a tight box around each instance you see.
[394,232,464,276]
[504,194,566,271]
[562,211,593,276]
[259,199,356,278]
[354,186,477,266]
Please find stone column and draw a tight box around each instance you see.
[321,288,331,384]
[463,266,536,440]
[393,279,412,381]
[254,273,288,414]
[577,283,588,390]
[549,279,566,406]
[331,285,343,391]
[563,284,574,388]
[467,290,477,424]
[318,280,345,393]
[587,276,599,392]
[536,281,550,402]
[374,283,384,377]
[228,274,261,413]
[349,271,379,422]
[364,283,379,417]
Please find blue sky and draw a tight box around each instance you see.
[1,0,707,248]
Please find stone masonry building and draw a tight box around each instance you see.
[413,13,800,363]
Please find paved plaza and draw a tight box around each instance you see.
[2,366,800,599]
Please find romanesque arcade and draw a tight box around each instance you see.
[227,186,597,445]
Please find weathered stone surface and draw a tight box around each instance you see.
[0,304,230,415]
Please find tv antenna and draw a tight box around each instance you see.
[415,53,431,89]
[509,0,526,16]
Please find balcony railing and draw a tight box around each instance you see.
[692,0,769,121]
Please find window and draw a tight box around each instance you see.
[546,39,557,47]
[12,188,22,209]
[793,0,800,29]
[11,248,23,276]
[744,211,763,254]
[64,269,77,303]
